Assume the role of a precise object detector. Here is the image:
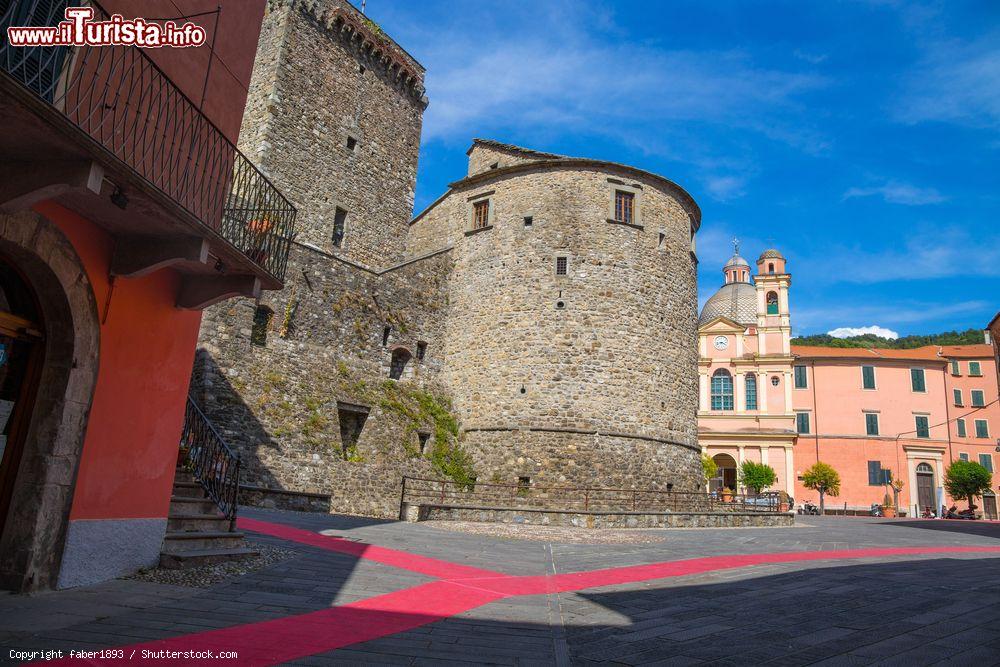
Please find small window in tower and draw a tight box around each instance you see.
[473,199,490,230]
[490,161,499,169]
[523,216,533,227]
[346,135,357,152]
[417,432,430,454]
[389,348,412,380]
[332,207,348,247]
[766,291,779,315]
[337,402,370,460]
[768,263,774,274]
[416,341,427,360]
[359,64,366,74]
[555,256,568,276]
[614,190,634,224]
[250,305,274,347]
[382,325,391,346]
[517,477,531,495]
[658,231,666,249]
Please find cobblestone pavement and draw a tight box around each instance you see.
[1,509,999,666]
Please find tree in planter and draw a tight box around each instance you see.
[944,460,993,511]
[802,461,840,515]
[890,477,904,515]
[701,454,718,488]
[738,461,776,495]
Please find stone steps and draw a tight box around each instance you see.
[159,466,256,568]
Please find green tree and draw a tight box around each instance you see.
[802,462,841,515]
[738,461,776,495]
[944,460,993,511]
[701,454,718,484]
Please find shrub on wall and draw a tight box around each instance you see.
[738,461,776,495]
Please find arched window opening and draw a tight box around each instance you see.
[768,263,774,274]
[766,291,779,315]
[389,347,411,380]
[711,369,734,411]
[745,373,757,411]
[916,462,933,474]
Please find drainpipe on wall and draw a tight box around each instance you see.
[811,360,820,461]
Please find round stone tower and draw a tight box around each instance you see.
[407,140,703,491]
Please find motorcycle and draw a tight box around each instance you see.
[945,505,977,520]
[870,503,884,517]
[799,501,819,515]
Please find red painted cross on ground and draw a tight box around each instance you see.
[47,517,1000,666]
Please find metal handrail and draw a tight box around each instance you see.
[401,476,786,514]
[0,1,296,282]
[180,396,240,529]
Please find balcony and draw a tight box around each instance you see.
[0,1,295,307]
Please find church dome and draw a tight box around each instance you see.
[699,282,758,326]
[758,248,784,261]
[724,253,749,269]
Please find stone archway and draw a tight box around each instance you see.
[0,211,100,591]
[711,453,738,492]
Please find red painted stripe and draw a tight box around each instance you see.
[47,581,505,666]
[237,517,502,580]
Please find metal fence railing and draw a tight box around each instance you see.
[180,396,240,529]
[1,0,296,282]
[401,476,789,514]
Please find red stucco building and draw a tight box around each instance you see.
[0,0,293,590]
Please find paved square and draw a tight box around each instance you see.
[2,510,1000,666]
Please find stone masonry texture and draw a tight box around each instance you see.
[193,3,704,519]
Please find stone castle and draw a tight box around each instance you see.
[191,0,703,517]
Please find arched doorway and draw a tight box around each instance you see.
[711,453,738,493]
[0,211,100,591]
[915,462,935,516]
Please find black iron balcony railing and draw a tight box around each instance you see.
[181,396,240,529]
[0,0,295,283]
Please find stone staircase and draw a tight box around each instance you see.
[160,467,256,569]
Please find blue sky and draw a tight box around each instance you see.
[368,0,999,337]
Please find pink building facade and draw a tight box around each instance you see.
[698,249,999,518]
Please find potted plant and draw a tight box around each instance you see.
[882,492,896,518]
[247,217,273,266]
[720,487,734,502]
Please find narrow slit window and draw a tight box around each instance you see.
[416,341,427,360]
[523,216,533,227]
[332,207,347,247]
[417,432,430,454]
[614,190,634,224]
[346,135,357,151]
[250,305,273,347]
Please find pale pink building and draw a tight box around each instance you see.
[698,248,999,517]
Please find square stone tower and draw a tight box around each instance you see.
[238,0,428,266]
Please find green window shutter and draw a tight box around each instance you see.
[969,361,982,376]
[959,453,969,461]
[867,461,881,485]
[915,416,929,438]
[794,366,808,389]
[979,454,994,473]
[975,420,989,438]
[796,412,810,434]
[745,374,757,411]
[957,419,967,438]
[865,413,879,436]
[951,360,960,375]
[971,390,985,407]
[953,389,963,406]
[862,366,875,389]
[911,369,925,392]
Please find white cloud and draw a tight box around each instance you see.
[895,34,1000,128]
[703,175,747,201]
[794,300,989,334]
[827,325,900,339]
[842,181,946,205]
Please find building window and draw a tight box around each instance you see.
[745,373,757,411]
[796,412,811,434]
[867,461,890,485]
[416,341,427,360]
[417,432,430,454]
[959,452,969,461]
[250,305,273,347]
[382,325,391,346]
[915,415,930,438]
[614,190,634,224]
[975,419,990,439]
[523,216,533,227]
[969,361,982,377]
[957,418,967,438]
[865,412,879,436]
[980,454,994,473]
[710,369,734,411]
[389,347,411,380]
[472,199,490,230]
[517,476,531,495]
[954,389,963,406]
[971,389,985,407]
[862,365,876,390]
[489,162,499,169]
[346,135,357,152]
[337,402,370,461]
[910,368,926,393]
[555,256,568,276]
[332,207,348,247]
[658,231,666,249]
[950,359,961,376]
[768,263,775,274]
[793,365,808,389]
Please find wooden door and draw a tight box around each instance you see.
[916,473,934,515]
[984,493,998,520]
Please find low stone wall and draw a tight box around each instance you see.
[239,485,333,513]
[403,503,795,529]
